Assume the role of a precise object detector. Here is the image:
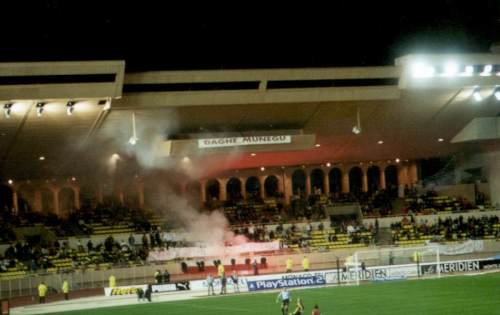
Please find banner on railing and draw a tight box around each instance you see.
[148,241,280,261]
[431,240,484,255]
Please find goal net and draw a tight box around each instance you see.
[346,245,441,285]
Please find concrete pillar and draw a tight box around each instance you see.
[305,173,311,196]
[483,151,500,207]
[408,162,418,185]
[137,183,145,210]
[219,178,227,201]
[341,171,350,193]
[324,172,330,195]
[259,176,266,198]
[283,173,292,205]
[12,191,19,214]
[34,190,42,212]
[239,177,247,200]
[380,167,386,189]
[362,168,368,192]
[200,180,207,203]
[53,189,60,216]
[118,189,124,205]
[276,174,284,193]
[74,187,81,210]
[398,165,409,186]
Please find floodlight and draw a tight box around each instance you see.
[472,86,482,102]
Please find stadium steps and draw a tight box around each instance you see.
[377,228,394,245]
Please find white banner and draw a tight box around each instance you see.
[198,135,291,148]
[433,240,484,255]
[148,241,280,261]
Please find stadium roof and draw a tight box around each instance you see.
[1,53,500,180]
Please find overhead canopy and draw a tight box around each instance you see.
[1,54,500,180]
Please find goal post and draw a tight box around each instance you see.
[349,245,441,285]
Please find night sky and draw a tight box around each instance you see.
[0,1,499,71]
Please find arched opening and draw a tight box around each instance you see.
[226,177,242,201]
[292,169,306,196]
[264,175,279,198]
[349,167,363,195]
[40,187,55,214]
[310,169,325,194]
[245,176,261,200]
[17,184,35,213]
[0,185,13,213]
[80,184,97,209]
[329,168,342,195]
[385,165,399,197]
[367,166,381,193]
[205,179,220,201]
[59,187,75,217]
[186,181,201,210]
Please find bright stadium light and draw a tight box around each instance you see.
[461,65,474,76]
[36,102,45,117]
[326,162,331,167]
[411,62,435,78]
[472,86,482,102]
[260,166,265,171]
[66,101,75,115]
[3,103,12,118]
[480,65,493,76]
[7,179,13,185]
[443,62,459,76]
[494,86,500,101]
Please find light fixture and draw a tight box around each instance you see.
[7,179,13,185]
[326,162,331,167]
[315,143,321,147]
[438,138,444,142]
[461,65,474,77]
[71,177,76,181]
[352,106,361,135]
[3,103,12,118]
[377,140,384,144]
[66,101,75,115]
[260,166,265,171]
[472,86,482,102]
[36,102,45,117]
[411,62,435,78]
[494,86,500,101]
[250,153,256,157]
[443,62,459,76]
[128,112,138,146]
[39,156,45,161]
[395,158,401,163]
[480,65,493,76]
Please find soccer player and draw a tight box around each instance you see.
[276,288,290,315]
[290,298,304,315]
[311,304,321,315]
[231,271,239,293]
[207,273,215,296]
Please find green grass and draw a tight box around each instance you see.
[56,273,500,315]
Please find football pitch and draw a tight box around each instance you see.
[54,273,500,315]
